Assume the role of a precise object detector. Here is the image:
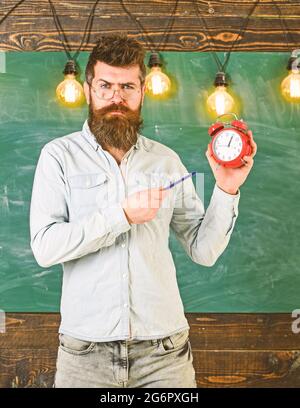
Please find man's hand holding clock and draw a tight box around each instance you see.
[205,129,257,195]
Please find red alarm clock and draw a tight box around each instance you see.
[208,113,253,168]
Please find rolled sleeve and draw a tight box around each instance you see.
[30,147,131,267]
[210,184,240,236]
[170,158,241,267]
[213,184,240,208]
[99,203,131,236]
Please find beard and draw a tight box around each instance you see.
[88,97,144,152]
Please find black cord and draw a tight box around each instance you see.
[120,0,155,52]
[0,0,99,60]
[192,0,260,73]
[222,0,260,72]
[272,0,296,52]
[73,0,102,61]
[157,0,179,52]
[120,0,179,54]
[0,0,27,26]
[192,0,222,71]
[0,0,100,61]
[48,0,102,63]
[48,0,72,60]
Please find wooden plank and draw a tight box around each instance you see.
[193,350,300,387]
[0,313,59,349]
[0,0,299,51]
[0,349,57,388]
[1,313,299,351]
[188,313,300,350]
[0,349,299,388]
[0,313,300,387]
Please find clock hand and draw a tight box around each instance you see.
[227,136,233,147]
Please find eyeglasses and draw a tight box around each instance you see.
[89,81,141,101]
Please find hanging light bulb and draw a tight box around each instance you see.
[145,52,171,97]
[56,60,84,107]
[281,49,300,103]
[206,72,236,117]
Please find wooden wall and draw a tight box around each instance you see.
[0,313,299,388]
[0,0,300,52]
[0,0,299,388]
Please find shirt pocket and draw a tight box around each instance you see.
[68,173,108,214]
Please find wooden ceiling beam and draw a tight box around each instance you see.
[0,0,299,52]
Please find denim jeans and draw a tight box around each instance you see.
[53,329,197,388]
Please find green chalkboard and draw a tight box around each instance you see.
[0,51,299,312]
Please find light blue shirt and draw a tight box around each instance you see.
[30,120,240,342]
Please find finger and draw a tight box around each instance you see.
[158,188,169,199]
[151,187,169,201]
[206,150,221,175]
[150,187,166,194]
[247,130,257,158]
[156,186,169,193]
[205,145,218,166]
[207,142,213,157]
[242,155,254,168]
[159,186,169,192]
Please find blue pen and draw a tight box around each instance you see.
[162,171,197,190]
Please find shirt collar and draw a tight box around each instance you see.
[81,119,147,152]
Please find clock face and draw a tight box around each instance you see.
[213,129,243,162]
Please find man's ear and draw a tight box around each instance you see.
[83,81,90,105]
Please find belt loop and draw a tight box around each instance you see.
[163,336,174,350]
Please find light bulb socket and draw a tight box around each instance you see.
[287,56,300,71]
[63,60,78,75]
[148,52,163,68]
[214,72,228,87]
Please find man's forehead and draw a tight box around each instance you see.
[93,61,141,82]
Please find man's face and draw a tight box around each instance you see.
[84,61,145,152]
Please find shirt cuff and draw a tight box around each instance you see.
[211,184,240,236]
[212,183,240,211]
[214,183,240,198]
[99,203,131,236]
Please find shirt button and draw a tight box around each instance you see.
[121,243,126,248]
[124,303,128,308]
[123,158,128,163]
[122,273,127,279]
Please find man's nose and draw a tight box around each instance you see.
[110,89,124,103]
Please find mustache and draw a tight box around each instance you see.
[92,103,136,117]
[88,100,143,152]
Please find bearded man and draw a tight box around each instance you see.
[30,34,256,388]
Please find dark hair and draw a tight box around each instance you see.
[85,33,146,85]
